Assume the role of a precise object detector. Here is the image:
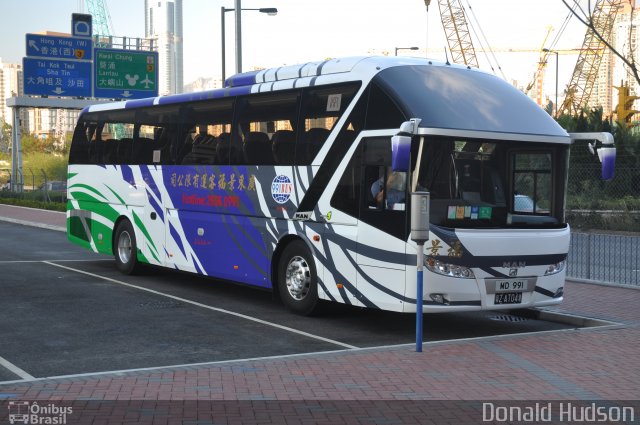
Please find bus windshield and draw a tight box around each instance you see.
[415,136,569,229]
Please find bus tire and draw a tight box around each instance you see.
[114,219,140,275]
[277,240,319,315]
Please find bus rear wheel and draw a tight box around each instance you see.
[278,240,319,315]
[114,219,140,275]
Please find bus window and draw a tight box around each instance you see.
[330,143,362,217]
[360,137,408,239]
[512,152,552,214]
[364,82,406,130]
[69,120,94,164]
[237,90,300,165]
[298,83,360,165]
[179,98,234,165]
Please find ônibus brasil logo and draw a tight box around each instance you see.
[271,175,293,204]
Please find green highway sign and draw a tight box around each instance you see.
[94,48,159,99]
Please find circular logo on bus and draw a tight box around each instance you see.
[271,175,293,204]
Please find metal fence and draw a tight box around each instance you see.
[566,165,640,233]
[568,232,640,286]
[0,168,67,203]
[565,160,639,286]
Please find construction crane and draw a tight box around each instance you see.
[436,0,479,68]
[524,26,554,107]
[84,0,114,46]
[559,0,624,116]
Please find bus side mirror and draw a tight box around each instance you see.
[392,118,421,172]
[391,134,411,172]
[569,132,616,181]
[599,147,616,181]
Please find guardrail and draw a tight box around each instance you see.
[568,232,640,286]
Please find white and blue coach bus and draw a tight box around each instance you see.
[67,56,616,315]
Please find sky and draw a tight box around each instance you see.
[0,0,589,99]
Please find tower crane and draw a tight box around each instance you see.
[560,0,624,116]
[436,0,479,68]
[84,0,114,45]
[525,26,554,107]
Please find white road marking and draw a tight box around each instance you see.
[0,355,35,380]
[43,261,358,350]
[0,320,621,386]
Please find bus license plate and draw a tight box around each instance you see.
[494,292,522,305]
[495,279,528,292]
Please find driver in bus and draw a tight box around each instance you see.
[371,171,406,209]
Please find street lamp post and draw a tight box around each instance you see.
[221,4,277,82]
[395,46,419,56]
[543,48,559,117]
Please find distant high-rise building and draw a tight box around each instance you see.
[581,2,640,117]
[611,4,640,116]
[144,0,183,95]
[0,58,23,127]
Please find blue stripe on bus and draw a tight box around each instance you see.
[140,165,162,201]
[192,254,203,274]
[120,165,136,188]
[146,189,164,222]
[126,98,156,108]
[431,253,567,269]
[169,221,186,259]
[535,286,562,298]
[225,71,259,88]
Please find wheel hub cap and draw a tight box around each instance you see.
[285,256,310,300]
[118,230,132,264]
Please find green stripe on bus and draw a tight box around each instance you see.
[132,210,158,256]
[73,197,120,223]
[105,185,127,206]
[69,183,108,201]
[136,249,150,264]
[146,242,160,263]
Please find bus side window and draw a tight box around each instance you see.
[237,91,301,166]
[330,143,362,218]
[359,137,408,240]
[69,121,93,164]
[298,82,360,165]
[365,82,406,130]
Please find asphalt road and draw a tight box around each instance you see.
[0,221,577,383]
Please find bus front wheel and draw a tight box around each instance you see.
[114,219,140,275]
[277,240,319,315]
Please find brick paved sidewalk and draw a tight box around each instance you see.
[0,207,638,424]
[0,204,65,231]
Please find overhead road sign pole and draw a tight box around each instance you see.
[7,96,112,192]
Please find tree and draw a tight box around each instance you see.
[0,118,11,154]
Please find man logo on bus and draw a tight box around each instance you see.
[272,175,293,204]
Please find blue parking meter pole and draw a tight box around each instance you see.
[410,192,430,353]
[416,241,425,352]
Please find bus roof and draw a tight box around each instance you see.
[81,56,568,141]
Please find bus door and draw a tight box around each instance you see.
[140,166,167,267]
[356,135,408,310]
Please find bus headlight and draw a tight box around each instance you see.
[426,258,475,279]
[544,260,566,276]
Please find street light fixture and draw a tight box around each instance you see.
[543,48,559,117]
[395,46,419,56]
[221,5,278,82]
